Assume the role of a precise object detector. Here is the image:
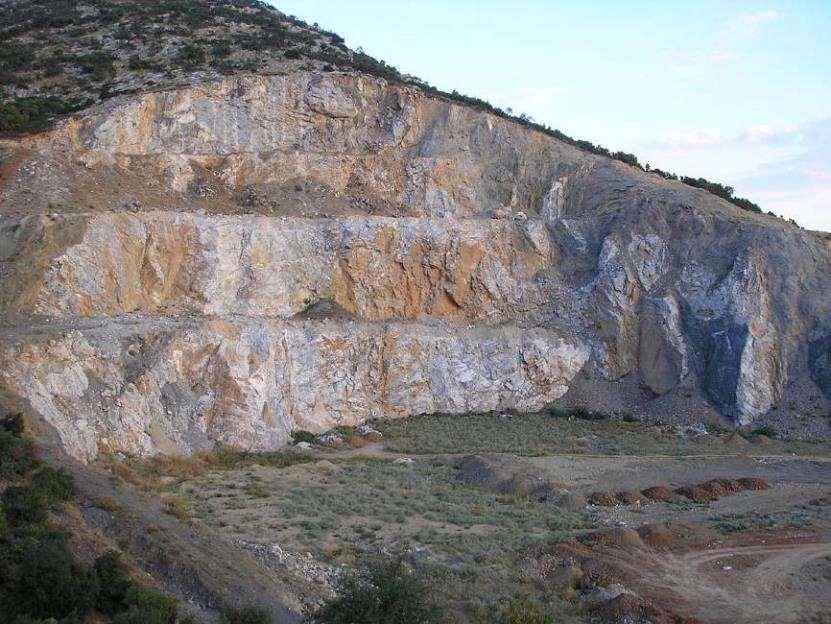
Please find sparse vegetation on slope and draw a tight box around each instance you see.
[0,416,181,624]
[0,414,275,624]
[0,0,763,214]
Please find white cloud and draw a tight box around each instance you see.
[638,118,831,231]
[723,10,781,36]
[650,121,803,150]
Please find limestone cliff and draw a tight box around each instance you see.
[1,66,829,460]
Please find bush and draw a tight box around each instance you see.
[570,407,606,421]
[31,466,75,503]
[95,551,133,615]
[1,485,48,526]
[1,412,25,435]
[211,39,232,58]
[0,429,38,479]
[611,151,640,168]
[72,51,115,80]
[751,425,777,439]
[680,176,761,213]
[178,44,206,68]
[220,606,273,624]
[112,585,178,624]
[0,531,99,620]
[0,97,81,134]
[309,555,444,624]
[291,430,317,445]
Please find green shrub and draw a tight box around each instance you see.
[211,39,232,58]
[1,412,25,435]
[309,555,444,624]
[291,430,317,445]
[0,531,99,620]
[1,467,75,527]
[178,44,206,68]
[0,429,38,479]
[569,407,606,421]
[213,445,314,470]
[128,56,166,72]
[94,550,133,616]
[220,606,273,624]
[71,51,115,80]
[751,425,777,439]
[31,466,75,503]
[680,176,761,213]
[0,97,81,134]
[112,585,178,624]
[1,485,48,526]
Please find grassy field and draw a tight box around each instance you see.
[172,454,588,621]
[372,411,831,457]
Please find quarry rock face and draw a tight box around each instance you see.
[1,72,829,459]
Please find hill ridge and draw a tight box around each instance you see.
[1,0,766,216]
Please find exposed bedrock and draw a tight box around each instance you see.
[0,319,587,461]
[1,71,829,458]
[0,212,551,322]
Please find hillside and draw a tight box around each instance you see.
[1,0,830,462]
[1,0,771,215]
[1,2,830,624]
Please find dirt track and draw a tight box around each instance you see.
[631,540,831,623]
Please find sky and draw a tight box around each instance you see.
[272,1,831,231]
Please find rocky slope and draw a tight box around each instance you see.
[1,13,830,461]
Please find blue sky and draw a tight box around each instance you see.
[272,1,831,231]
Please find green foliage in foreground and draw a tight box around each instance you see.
[0,414,273,624]
[0,426,38,479]
[220,607,274,624]
[308,555,445,624]
[0,416,169,623]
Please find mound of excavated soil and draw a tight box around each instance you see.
[673,477,771,503]
[593,593,704,624]
[456,454,564,500]
[588,491,619,506]
[579,559,620,590]
[584,528,645,550]
[737,477,770,491]
[617,490,648,505]
[588,489,650,506]
[675,485,720,502]
[642,485,682,502]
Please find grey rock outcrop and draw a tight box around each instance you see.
[1,71,829,460]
